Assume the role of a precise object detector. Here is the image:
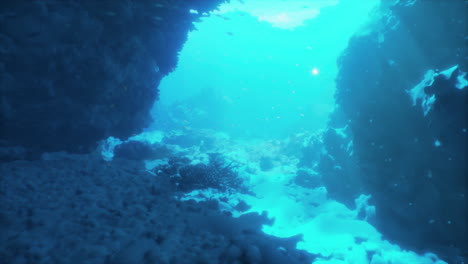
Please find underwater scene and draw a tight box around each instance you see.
[0,0,467,264]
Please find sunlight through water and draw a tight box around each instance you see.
[145,0,452,263]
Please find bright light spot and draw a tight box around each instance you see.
[259,12,291,25]
[434,140,442,147]
[213,0,339,29]
[311,68,320,75]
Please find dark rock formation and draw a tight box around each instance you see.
[294,169,322,189]
[319,0,467,262]
[0,0,224,155]
[156,153,245,193]
[113,140,171,160]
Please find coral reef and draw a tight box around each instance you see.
[0,152,313,264]
[156,153,245,193]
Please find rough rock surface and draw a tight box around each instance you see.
[319,1,467,262]
[0,0,223,155]
[0,153,313,264]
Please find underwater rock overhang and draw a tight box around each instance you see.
[0,0,225,157]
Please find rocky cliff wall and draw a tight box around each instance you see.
[320,1,467,261]
[0,0,224,158]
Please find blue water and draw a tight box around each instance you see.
[113,1,453,263]
[2,1,466,263]
[154,0,376,139]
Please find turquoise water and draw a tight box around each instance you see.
[133,0,452,263]
[154,0,377,139]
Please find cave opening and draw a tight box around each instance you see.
[99,0,457,262]
[120,0,455,262]
[2,0,466,263]
[151,0,378,139]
